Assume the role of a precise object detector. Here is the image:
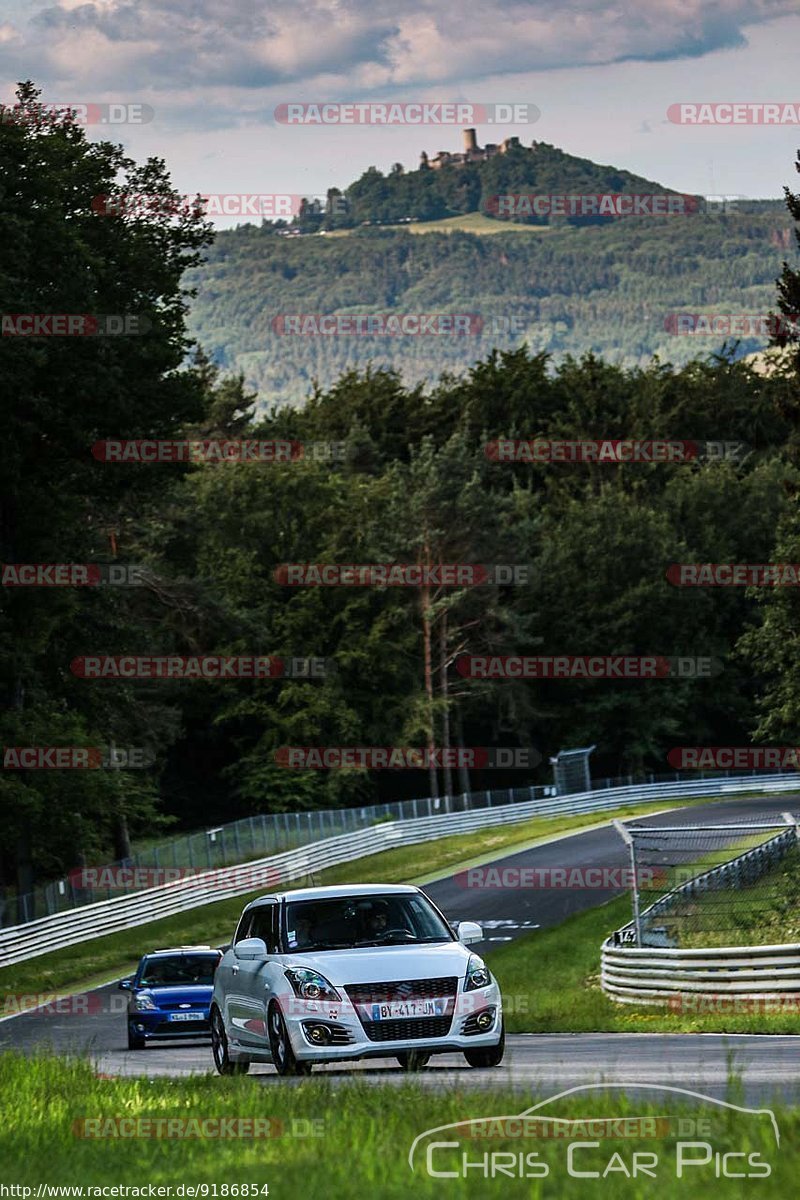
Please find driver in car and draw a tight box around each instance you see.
[365,901,390,938]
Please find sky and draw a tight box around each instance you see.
[1,0,800,224]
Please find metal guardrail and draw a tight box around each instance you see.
[602,821,800,1005]
[602,941,800,1006]
[8,764,794,927]
[3,771,799,969]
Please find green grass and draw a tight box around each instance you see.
[0,799,702,999]
[325,212,557,236]
[664,846,800,949]
[487,893,800,1034]
[0,1052,794,1195]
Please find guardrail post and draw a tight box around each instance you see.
[783,810,800,847]
[613,820,641,946]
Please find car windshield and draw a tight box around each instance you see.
[284,894,453,952]
[138,955,219,987]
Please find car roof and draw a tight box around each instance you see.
[143,946,221,956]
[244,883,422,908]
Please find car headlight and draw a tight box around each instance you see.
[284,968,341,1002]
[134,993,158,1011]
[465,955,491,991]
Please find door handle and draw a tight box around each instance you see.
[231,964,239,975]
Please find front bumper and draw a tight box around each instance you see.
[282,985,503,1062]
[129,1012,211,1040]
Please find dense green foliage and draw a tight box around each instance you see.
[188,205,790,408]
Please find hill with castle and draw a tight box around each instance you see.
[186,136,789,408]
[291,130,697,231]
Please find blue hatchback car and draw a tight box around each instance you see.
[120,946,222,1050]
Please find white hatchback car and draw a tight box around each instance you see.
[210,884,504,1075]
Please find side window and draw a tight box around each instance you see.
[233,910,253,944]
[249,905,278,954]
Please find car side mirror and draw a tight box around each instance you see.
[234,937,268,961]
[455,921,483,945]
[118,977,134,990]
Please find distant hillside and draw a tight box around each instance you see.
[186,195,792,409]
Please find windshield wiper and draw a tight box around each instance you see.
[288,941,354,952]
[353,935,418,946]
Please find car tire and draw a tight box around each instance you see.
[268,1003,311,1077]
[127,1028,146,1051]
[396,1051,431,1071]
[211,1006,250,1075]
[464,1020,505,1068]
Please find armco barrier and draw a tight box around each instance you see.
[602,941,800,1005]
[2,772,799,969]
[602,823,800,1005]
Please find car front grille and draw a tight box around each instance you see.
[160,1004,209,1012]
[344,977,458,1004]
[361,1016,453,1042]
[345,977,458,1042]
[152,1018,210,1034]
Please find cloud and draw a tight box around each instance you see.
[1,0,796,128]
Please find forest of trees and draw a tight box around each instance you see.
[188,205,791,408]
[3,83,800,909]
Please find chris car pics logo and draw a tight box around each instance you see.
[408,1084,778,1181]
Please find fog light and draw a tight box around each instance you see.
[476,1010,493,1030]
[306,1024,332,1045]
[135,1024,145,1032]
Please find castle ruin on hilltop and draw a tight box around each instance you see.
[421,128,539,170]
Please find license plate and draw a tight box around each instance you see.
[369,999,445,1020]
[169,1011,202,1022]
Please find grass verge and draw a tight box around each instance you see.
[0,1052,794,1195]
[488,893,800,1034]
[673,846,800,948]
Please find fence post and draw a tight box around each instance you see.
[613,820,641,946]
